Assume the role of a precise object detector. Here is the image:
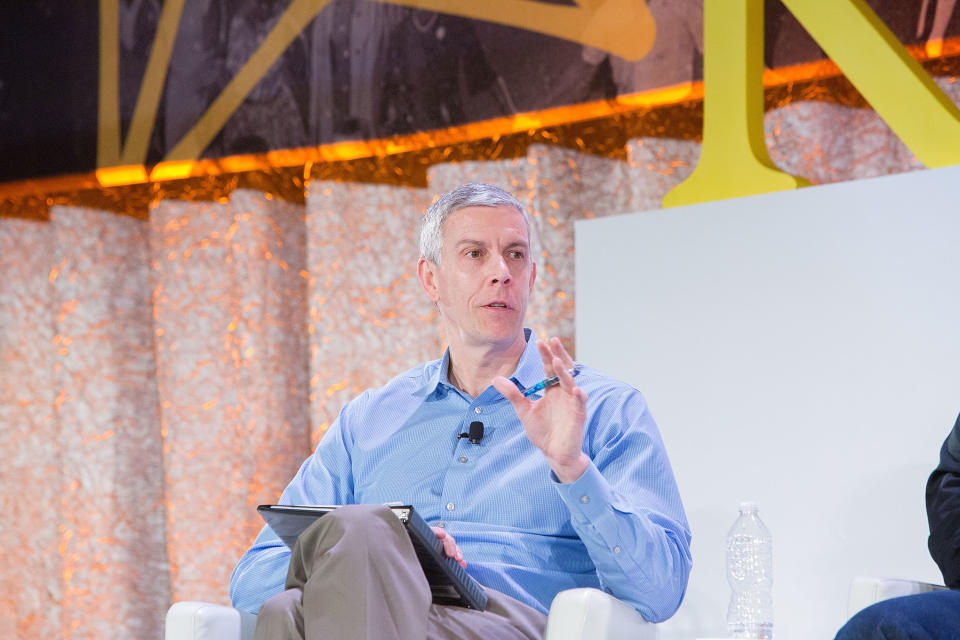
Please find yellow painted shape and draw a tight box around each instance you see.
[164,0,332,162]
[163,0,655,163]
[666,0,960,208]
[781,0,960,168]
[120,0,186,165]
[383,0,655,62]
[663,0,808,208]
[97,0,121,168]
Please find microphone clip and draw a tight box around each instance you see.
[457,420,484,445]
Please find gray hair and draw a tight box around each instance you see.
[418,183,533,264]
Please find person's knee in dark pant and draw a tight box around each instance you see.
[835,591,960,640]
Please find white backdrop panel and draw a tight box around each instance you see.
[576,165,960,640]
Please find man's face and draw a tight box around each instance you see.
[418,205,536,352]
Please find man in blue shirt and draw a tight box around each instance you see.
[230,182,691,639]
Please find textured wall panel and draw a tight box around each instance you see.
[524,144,650,358]
[0,218,61,639]
[766,101,923,184]
[48,206,169,638]
[305,181,435,445]
[152,191,311,604]
[766,77,960,185]
[625,138,701,212]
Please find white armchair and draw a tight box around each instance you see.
[846,576,947,619]
[165,587,657,640]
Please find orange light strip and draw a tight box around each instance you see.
[2,34,959,200]
[143,81,703,184]
[95,165,150,187]
[761,36,960,86]
[0,174,102,200]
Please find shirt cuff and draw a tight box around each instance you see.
[552,461,617,523]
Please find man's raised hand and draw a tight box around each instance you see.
[492,337,589,483]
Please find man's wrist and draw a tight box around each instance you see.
[551,452,590,484]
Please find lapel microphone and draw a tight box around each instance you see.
[457,420,484,444]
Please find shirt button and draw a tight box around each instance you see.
[446,502,455,511]
[459,456,468,463]
[614,546,622,554]
[474,407,482,414]
[580,495,590,504]
[436,521,445,528]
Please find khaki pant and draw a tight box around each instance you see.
[254,504,548,640]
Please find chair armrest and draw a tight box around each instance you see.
[544,588,656,640]
[847,576,948,618]
[167,589,651,640]
[165,602,257,640]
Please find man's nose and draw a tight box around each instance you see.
[490,256,511,284]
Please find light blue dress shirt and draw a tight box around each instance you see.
[230,330,691,622]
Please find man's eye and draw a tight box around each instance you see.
[508,250,524,259]
[466,250,481,258]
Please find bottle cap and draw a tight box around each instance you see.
[738,501,758,512]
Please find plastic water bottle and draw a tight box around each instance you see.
[726,502,774,639]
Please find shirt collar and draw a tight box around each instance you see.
[510,328,546,391]
[414,328,544,398]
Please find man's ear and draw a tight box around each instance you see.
[528,261,537,293]
[417,257,440,302]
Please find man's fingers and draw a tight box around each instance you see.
[432,527,466,568]
[554,356,576,391]
[442,533,465,568]
[451,544,465,568]
[550,336,576,370]
[537,339,556,377]
[542,337,577,384]
[492,376,525,406]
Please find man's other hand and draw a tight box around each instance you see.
[431,526,466,568]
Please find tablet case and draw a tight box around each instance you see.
[257,504,488,610]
